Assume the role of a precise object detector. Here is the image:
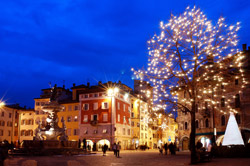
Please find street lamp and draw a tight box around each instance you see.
[0,101,5,108]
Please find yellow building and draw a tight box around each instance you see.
[58,101,80,141]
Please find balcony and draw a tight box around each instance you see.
[90,120,98,126]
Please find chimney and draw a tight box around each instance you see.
[118,80,121,84]
[243,44,247,51]
[73,83,75,87]
[87,82,90,87]
[98,81,102,85]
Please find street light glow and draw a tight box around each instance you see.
[0,101,5,107]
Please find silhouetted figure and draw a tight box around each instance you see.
[169,142,175,155]
[116,142,121,157]
[78,139,81,148]
[196,141,203,150]
[83,138,87,150]
[113,143,117,156]
[102,144,108,156]
[164,143,168,155]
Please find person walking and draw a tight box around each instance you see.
[116,142,121,158]
[113,143,117,156]
[164,143,168,155]
[102,144,108,156]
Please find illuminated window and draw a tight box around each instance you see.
[103,129,107,133]
[118,102,120,110]
[123,116,126,123]
[123,104,126,112]
[67,116,71,122]
[83,115,88,122]
[74,116,78,122]
[102,102,109,109]
[118,114,120,122]
[127,129,130,135]
[93,103,98,110]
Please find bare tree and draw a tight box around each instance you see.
[132,6,246,164]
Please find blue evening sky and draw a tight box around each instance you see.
[0,0,250,108]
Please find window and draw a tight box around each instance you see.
[75,105,79,111]
[21,130,25,136]
[74,129,79,135]
[84,130,88,134]
[131,112,134,118]
[67,116,71,122]
[141,133,144,139]
[1,112,4,117]
[132,104,133,108]
[103,129,107,133]
[84,94,89,98]
[123,128,125,135]
[74,116,78,122]
[236,114,241,124]
[68,105,72,111]
[83,104,89,111]
[128,118,131,125]
[118,102,120,110]
[102,102,109,109]
[118,114,120,122]
[127,129,130,135]
[221,98,225,107]
[83,115,88,122]
[123,104,126,112]
[9,113,12,118]
[205,119,209,128]
[41,102,45,106]
[184,122,188,130]
[145,133,147,139]
[137,122,140,127]
[36,102,40,106]
[103,114,108,122]
[8,130,11,136]
[91,114,98,121]
[131,121,134,127]
[235,79,239,85]
[123,116,126,123]
[221,115,225,126]
[141,125,144,130]
[221,84,224,89]
[94,130,98,134]
[67,128,71,136]
[235,94,240,108]
[195,120,199,129]
[36,110,39,115]
[93,103,98,110]
[94,93,98,97]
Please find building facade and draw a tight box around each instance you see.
[177,44,250,151]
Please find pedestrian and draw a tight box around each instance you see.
[113,143,117,156]
[103,144,108,156]
[116,142,121,158]
[83,138,87,150]
[158,146,163,155]
[164,143,168,155]
[78,139,81,149]
[169,142,174,155]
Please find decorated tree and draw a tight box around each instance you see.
[132,6,247,163]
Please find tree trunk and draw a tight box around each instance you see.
[190,102,197,164]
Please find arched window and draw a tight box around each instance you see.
[205,119,209,128]
[195,120,199,129]
[25,130,29,136]
[236,113,241,124]
[29,130,33,136]
[235,94,240,108]
[21,130,25,136]
[221,115,225,126]
[184,122,188,130]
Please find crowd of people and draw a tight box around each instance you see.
[158,142,177,155]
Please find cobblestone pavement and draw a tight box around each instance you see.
[4,150,250,166]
